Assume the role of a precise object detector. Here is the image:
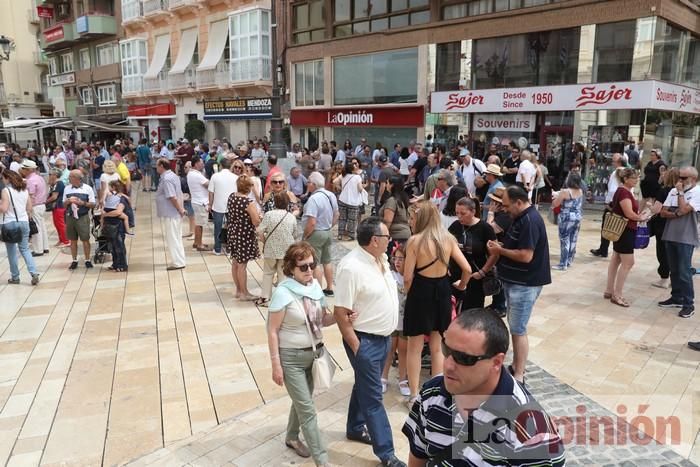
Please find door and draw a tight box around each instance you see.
[540,126,573,189]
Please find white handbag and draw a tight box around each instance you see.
[299,298,336,392]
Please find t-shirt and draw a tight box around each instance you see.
[379,197,411,241]
[517,159,537,188]
[116,163,131,185]
[93,155,105,179]
[208,169,238,213]
[62,183,95,217]
[137,145,152,167]
[26,172,47,205]
[51,180,65,209]
[493,211,512,242]
[155,170,183,219]
[483,180,504,207]
[339,174,363,206]
[448,220,496,276]
[611,187,638,230]
[377,166,396,205]
[460,158,486,196]
[302,188,338,231]
[187,169,209,206]
[502,156,521,185]
[498,205,551,287]
[662,186,700,247]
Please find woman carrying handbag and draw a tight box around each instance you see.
[0,169,40,285]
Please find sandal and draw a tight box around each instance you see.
[253,297,269,307]
[603,292,612,299]
[610,295,630,307]
[239,294,259,302]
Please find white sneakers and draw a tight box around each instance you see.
[652,278,670,289]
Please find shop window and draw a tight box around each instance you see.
[79,48,91,70]
[229,8,271,81]
[97,84,117,106]
[120,38,148,93]
[334,48,417,105]
[293,0,326,44]
[593,20,635,83]
[472,28,580,89]
[684,35,700,87]
[436,42,462,91]
[294,59,324,107]
[333,0,430,37]
[651,19,685,83]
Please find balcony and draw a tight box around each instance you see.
[33,51,48,65]
[168,66,197,91]
[143,0,170,18]
[230,57,272,83]
[122,0,144,24]
[169,0,198,12]
[196,61,230,90]
[143,71,168,94]
[122,76,143,96]
[40,22,75,50]
[74,14,117,37]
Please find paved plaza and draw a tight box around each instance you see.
[1,185,700,466]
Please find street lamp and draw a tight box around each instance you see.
[269,0,286,158]
[0,35,15,62]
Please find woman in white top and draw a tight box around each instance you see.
[160,142,175,160]
[399,147,411,180]
[99,160,121,208]
[0,169,39,285]
[337,160,364,241]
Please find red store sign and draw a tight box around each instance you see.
[128,103,176,117]
[37,6,54,18]
[44,25,64,42]
[290,105,425,128]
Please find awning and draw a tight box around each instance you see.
[169,28,198,75]
[197,20,228,71]
[0,117,144,133]
[144,34,170,79]
[77,120,145,132]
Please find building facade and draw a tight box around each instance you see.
[120,0,273,144]
[38,0,125,142]
[0,0,53,145]
[284,0,700,184]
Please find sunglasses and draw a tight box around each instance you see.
[442,338,494,366]
[271,180,285,184]
[680,176,689,180]
[374,234,391,240]
[296,261,317,272]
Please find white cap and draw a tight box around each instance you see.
[243,158,253,164]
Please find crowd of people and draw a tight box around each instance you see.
[1,132,697,466]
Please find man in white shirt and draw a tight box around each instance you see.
[250,141,267,166]
[208,158,238,255]
[458,150,487,196]
[516,150,537,199]
[591,153,624,258]
[187,155,210,251]
[334,217,405,467]
[9,152,24,173]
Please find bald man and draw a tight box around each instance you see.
[62,169,96,269]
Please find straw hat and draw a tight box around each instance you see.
[485,164,503,177]
[488,186,506,204]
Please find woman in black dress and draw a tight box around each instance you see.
[641,149,667,201]
[403,200,471,403]
[448,197,498,311]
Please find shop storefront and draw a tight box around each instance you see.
[203,97,272,143]
[289,105,425,151]
[127,103,175,143]
[431,80,700,199]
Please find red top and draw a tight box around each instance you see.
[612,187,638,230]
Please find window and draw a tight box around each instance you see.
[122,0,142,22]
[97,84,117,106]
[593,20,635,82]
[294,59,324,106]
[436,42,462,91]
[48,56,58,75]
[292,0,325,44]
[120,39,148,93]
[334,48,417,105]
[472,28,580,89]
[684,35,700,87]
[60,52,73,73]
[442,0,559,19]
[96,43,118,66]
[229,8,271,81]
[333,0,429,37]
[81,87,93,105]
[79,48,91,70]
[652,19,685,83]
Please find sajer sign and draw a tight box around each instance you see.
[431,80,700,115]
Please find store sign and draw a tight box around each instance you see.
[203,98,272,120]
[290,105,425,127]
[49,73,75,86]
[128,103,176,117]
[431,81,700,115]
[44,25,64,43]
[76,16,88,34]
[473,113,536,132]
[37,6,53,18]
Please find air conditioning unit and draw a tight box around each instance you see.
[34,93,45,103]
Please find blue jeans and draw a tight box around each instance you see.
[667,241,695,307]
[503,282,542,336]
[4,221,37,280]
[212,211,225,253]
[343,332,395,462]
[558,217,581,267]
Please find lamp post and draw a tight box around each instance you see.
[268,0,286,159]
[0,35,15,62]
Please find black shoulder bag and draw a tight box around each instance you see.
[1,189,23,244]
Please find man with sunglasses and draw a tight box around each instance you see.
[334,217,406,467]
[659,167,700,319]
[402,309,565,466]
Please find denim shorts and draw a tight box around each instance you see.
[503,282,542,336]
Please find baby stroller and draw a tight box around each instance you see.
[92,211,111,264]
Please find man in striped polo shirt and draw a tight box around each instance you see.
[402,309,565,466]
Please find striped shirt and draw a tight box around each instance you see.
[402,370,565,466]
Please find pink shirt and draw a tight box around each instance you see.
[26,172,48,205]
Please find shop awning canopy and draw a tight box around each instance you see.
[197,20,228,71]
[0,117,144,133]
[169,28,198,75]
[430,80,700,115]
[144,34,170,79]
